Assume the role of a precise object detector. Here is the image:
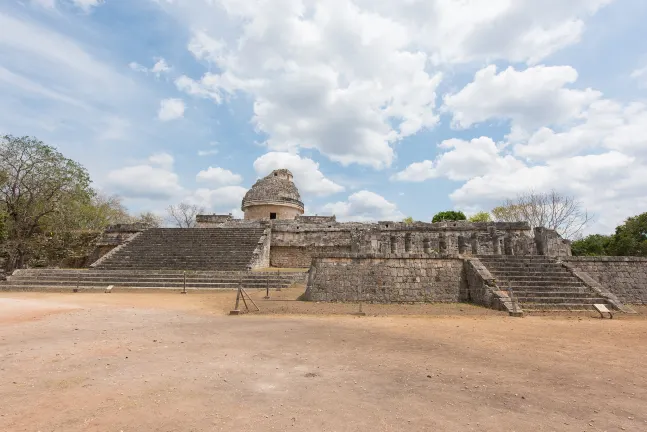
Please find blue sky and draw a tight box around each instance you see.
[1,0,646,233]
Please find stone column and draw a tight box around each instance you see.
[458,235,469,255]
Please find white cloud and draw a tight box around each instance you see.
[188,186,248,213]
[513,100,647,161]
[129,62,148,73]
[160,0,611,168]
[188,31,225,63]
[197,149,218,156]
[173,2,443,169]
[30,0,104,11]
[448,150,646,233]
[71,0,104,12]
[443,65,601,131]
[0,11,135,102]
[323,190,404,222]
[631,66,647,88]
[253,152,344,196]
[197,141,219,156]
[130,58,171,77]
[362,0,613,65]
[30,0,56,9]
[196,167,243,186]
[393,137,525,182]
[396,120,647,233]
[151,58,171,75]
[0,65,89,108]
[174,74,224,103]
[158,98,185,121]
[107,154,183,201]
[148,152,174,170]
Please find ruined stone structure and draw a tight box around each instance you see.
[2,167,646,315]
[241,169,304,221]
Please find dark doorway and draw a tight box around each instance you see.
[270,212,277,220]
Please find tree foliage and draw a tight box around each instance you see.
[0,135,165,269]
[571,212,647,257]
[571,234,613,256]
[608,212,647,257]
[402,216,414,224]
[432,210,466,223]
[491,190,592,240]
[468,211,491,223]
[0,135,94,269]
[166,202,205,228]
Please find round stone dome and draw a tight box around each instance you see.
[241,169,304,220]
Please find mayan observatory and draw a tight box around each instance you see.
[2,168,646,316]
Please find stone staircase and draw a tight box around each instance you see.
[94,228,265,271]
[1,268,307,292]
[478,255,615,312]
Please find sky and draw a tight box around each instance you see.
[1,0,647,234]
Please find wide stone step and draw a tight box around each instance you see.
[491,272,570,278]
[520,303,605,312]
[490,274,578,280]
[3,281,295,288]
[94,227,266,271]
[510,288,593,295]
[494,281,584,289]
[8,276,299,284]
[0,285,284,292]
[478,257,553,263]
[11,269,306,276]
[516,296,606,304]
[483,263,562,269]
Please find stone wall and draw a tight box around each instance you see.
[535,227,571,257]
[295,215,337,223]
[196,214,233,227]
[270,246,351,268]
[267,220,563,268]
[247,227,272,269]
[563,257,647,305]
[86,224,146,266]
[463,258,520,314]
[304,253,465,303]
[244,204,303,221]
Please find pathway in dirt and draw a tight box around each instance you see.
[0,293,646,431]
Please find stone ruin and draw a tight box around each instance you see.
[2,168,646,315]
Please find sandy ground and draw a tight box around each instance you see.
[1,290,646,432]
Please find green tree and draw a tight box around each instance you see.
[0,135,93,270]
[402,216,414,224]
[468,211,491,222]
[432,210,466,223]
[608,213,647,257]
[571,234,613,256]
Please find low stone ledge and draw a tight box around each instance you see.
[558,260,636,313]
[311,252,460,260]
[564,256,647,262]
[247,227,272,270]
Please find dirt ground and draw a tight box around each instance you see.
[1,290,646,432]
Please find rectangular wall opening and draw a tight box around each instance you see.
[270,212,277,220]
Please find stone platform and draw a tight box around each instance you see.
[2,268,307,292]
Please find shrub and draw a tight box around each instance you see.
[432,211,467,223]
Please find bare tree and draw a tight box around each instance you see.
[135,211,163,228]
[166,202,205,228]
[491,190,593,239]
